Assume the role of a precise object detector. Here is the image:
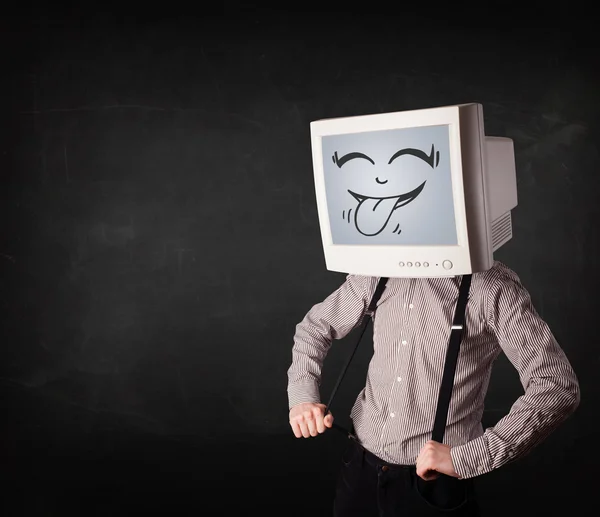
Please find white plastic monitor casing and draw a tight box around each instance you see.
[310,103,517,278]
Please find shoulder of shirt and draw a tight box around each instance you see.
[344,274,380,297]
[475,260,525,295]
[345,274,379,286]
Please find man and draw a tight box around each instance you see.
[287,261,580,516]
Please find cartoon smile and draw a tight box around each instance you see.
[346,181,426,236]
[334,144,438,237]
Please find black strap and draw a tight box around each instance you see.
[431,274,472,443]
[325,276,389,437]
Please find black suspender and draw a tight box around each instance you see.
[326,274,473,444]
[432,274,472,443]
[324,276,389,437]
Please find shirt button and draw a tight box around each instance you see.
[397,377,402,382]
[390,413,395,418]
[477,466,484,472]
[409,304,414,309]
[401,340,407,345]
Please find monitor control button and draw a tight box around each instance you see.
[442,260,453,270]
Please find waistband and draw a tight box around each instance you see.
[349,435,415,470]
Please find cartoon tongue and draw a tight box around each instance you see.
[354,196,398,236]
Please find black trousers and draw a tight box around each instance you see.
[333,437,481,517]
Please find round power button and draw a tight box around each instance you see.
[442,260,453,270]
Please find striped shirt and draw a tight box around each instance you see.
[287,261,580,479]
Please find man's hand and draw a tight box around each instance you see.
[289,403,334,438]
[416,440,459,480]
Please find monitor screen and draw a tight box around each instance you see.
[321,124,457,246]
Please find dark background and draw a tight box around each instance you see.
[1,7,598,516]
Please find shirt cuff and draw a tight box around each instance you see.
[287,380,321,410]
[450,435,492,479]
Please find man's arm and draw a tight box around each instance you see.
[450,267,580,479]
[287,274,375,410]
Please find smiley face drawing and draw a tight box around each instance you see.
[321,124,458,246]
[334,145,437,236]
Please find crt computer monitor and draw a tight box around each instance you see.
[309,103,518,278]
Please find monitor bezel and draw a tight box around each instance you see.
[310,104,490,278]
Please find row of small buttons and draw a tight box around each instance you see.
[398,260,454,270]
[398,261,429,268]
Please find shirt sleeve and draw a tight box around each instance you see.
[287,274,375,410]
[450,267,580,479]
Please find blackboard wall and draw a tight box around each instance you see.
[1,10,597,516]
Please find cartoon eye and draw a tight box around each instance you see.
[388,144,439,168]
[332,151,375,168]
